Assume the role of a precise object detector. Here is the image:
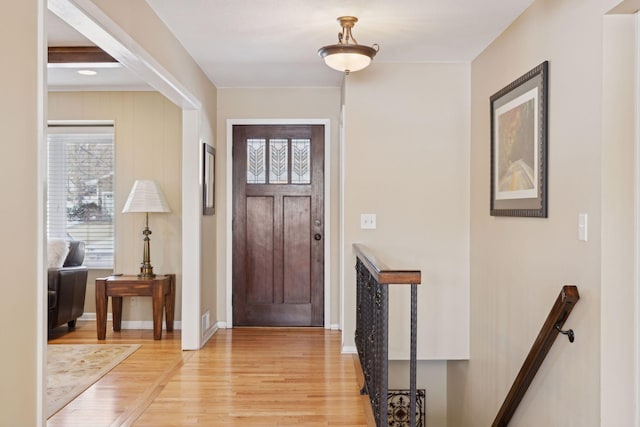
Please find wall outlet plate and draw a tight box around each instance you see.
[361,213,376,229]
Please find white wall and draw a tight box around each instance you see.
[215,87,341,326]
[48,91,183,322]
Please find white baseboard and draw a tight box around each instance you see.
[79,312,182,330]
[214,321,227,329]
[342,345,357,354]
[330,323,341,330]
[79,312,106,321]
[199,321,228,347]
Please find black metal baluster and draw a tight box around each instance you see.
[380,283,389,427]
[354,251,419,427]
[410,283,417,427]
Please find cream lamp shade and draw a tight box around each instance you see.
[122,180,170,214]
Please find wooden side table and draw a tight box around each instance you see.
[95,274,175,340]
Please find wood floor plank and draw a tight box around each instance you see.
[47,322,369,426]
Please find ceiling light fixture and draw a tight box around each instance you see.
[77,69,97,76]
[318,16,379,75]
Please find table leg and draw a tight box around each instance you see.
[152,280,164,340]
[165,274,175,332]
[112,297,123,332]
[95,279,107,340]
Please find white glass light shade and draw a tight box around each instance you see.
[323,52,371,73]
[318,44,378,74]
[122,180,170,213]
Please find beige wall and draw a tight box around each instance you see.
[343,63,470,359]
[0,0,43,424]
[215,87,342,326]
[342,63,470,427]
[90,0,218,120]
[447,0,632,425]
[601,12,638,426]
[201,189,217,330]
[389,360,448,427]
[49,91,183,322]
[607,0,640,12]
[6,1,638,425]
[83,0,218,347]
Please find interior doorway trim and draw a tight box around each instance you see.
[226,119,332,328]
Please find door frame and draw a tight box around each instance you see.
[226,119,331,328]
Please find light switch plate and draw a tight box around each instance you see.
[578,213,588,241]
[361,214,376,229]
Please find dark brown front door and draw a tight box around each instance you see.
[232,125,324,326]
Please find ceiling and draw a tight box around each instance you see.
[48,0,535,90]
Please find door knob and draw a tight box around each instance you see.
[314,233,322,241]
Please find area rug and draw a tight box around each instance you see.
[387,389,426,427]
[47,344,140,418]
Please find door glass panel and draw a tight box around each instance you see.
[291,139,311,184]
[269,139,288,184]
[247,139,266,184]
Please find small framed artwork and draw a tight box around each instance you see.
[203,143,215,215]
[490,61,548,217]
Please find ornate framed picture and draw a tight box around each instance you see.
[203,143,215,215]
[490,61,548,217]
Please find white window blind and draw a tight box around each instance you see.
[47,124,115,268]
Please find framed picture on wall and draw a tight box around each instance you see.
[490,60,548,217]
[203,143,215,215]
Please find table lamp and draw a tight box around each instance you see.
[122,180,170,278]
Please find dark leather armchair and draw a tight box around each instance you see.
[48,241,89,330]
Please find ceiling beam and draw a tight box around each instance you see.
[48,46,117,63]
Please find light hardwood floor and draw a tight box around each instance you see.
[47,321,370,426]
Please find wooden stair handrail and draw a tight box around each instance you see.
[353,244,421,285]
[492,285,580,427]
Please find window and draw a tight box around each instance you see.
[246,137,312,185]
[47,124,115,268]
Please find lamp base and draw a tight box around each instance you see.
[139,263,155,279]
[139,215,156,279]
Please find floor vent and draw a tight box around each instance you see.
[201,311,210,333]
